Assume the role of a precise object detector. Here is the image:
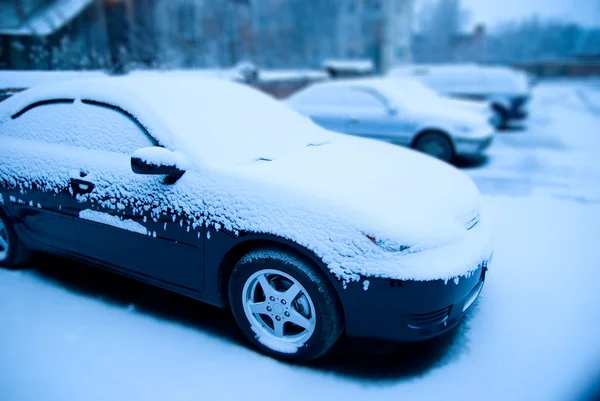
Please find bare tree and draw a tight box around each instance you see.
[486,17,600,64]
[416,0,469,62]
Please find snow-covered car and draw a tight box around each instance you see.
[388,64,531,129]
[286,78,495,163]
[387,77,501,128]
[0,76,493,361]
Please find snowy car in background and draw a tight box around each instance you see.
[286,78,495,163]
[387,77,501,128]
[0,76,492,361]
[388,64,531,129]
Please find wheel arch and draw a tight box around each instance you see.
[216,237,342,310]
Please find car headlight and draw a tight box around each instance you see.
[366,234,411,253]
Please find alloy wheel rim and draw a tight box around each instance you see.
[242,268,316,349]
[0,216,9,261]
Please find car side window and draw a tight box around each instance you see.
[5,100,156,154]
[341,89,386,112]
[303,87,385,112]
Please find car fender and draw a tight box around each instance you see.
[200,229,340,308]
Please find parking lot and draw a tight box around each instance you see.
[1,79,599,401]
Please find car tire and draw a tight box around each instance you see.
[228,248,344,362]
[0,208,31,269]
[412,132,455,163]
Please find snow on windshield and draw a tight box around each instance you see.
[119,77,330,167]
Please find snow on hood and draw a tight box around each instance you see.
[233,134,482,248]
[360,78,490,126]
[0,76,492,282]
[413,102,490,126]
[445,97,490,114]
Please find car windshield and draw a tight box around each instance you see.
[130,77,331,168]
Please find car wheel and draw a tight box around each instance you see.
[0,209,30,269]
[412,132,454,163]
[228,249,344,361]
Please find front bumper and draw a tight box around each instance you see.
[454,134,494,157]
[507,108,528,120]
[507,96,530,120]
[337,257,491,342]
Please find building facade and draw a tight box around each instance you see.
[0,0,112,70]
[337,0,413,72]
[1,0,413,71]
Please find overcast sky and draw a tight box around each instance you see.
[418,0,600,30]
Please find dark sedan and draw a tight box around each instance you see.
[0,76,493,361]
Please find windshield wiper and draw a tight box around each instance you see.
[307,140,331,147]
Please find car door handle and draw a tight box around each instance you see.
[349,116,360,123]
[70,178,95,195]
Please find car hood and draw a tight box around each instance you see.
[229,133,481,248]
[445,97,490,114]
[401,98,490,127]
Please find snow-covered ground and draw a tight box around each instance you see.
[2,79,600,401]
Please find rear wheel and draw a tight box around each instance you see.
[0,209,30,269]
[412,132,455,163]
[228,249,343,362]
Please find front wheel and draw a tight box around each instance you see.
[412,132,455,163]
[228,249,344,361]
[0,209,30,269]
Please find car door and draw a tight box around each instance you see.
[344,89,413,145]
[63,100,205,292]
[0,100,82,252]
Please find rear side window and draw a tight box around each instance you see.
[295,87,385,111]
[5,100,156,154]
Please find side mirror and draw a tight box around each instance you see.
[387,106,399,116]
[131,147,188,177]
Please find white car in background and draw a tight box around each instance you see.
[286,78,495,163]
[387,77,500,128]
[388,64,531,129]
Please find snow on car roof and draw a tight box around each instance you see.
[258,69,329,83]
[322,59,375,73]
[388,64,529,95]
[291,77,438,110]
[293,77,393,95]
[0,75,329,167]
